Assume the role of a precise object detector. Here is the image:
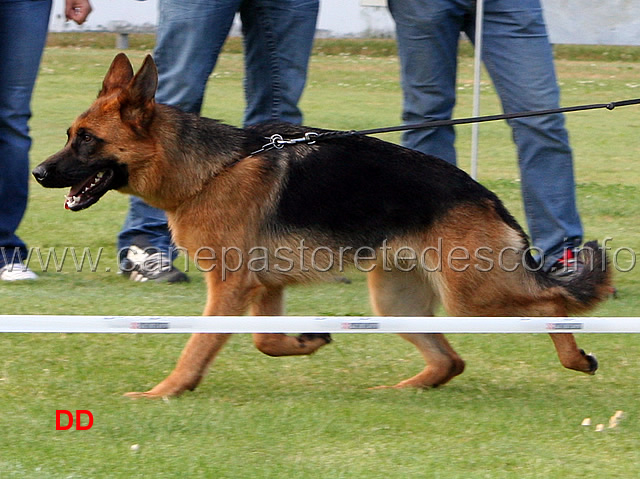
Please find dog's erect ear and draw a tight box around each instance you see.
[119,55,158,134]
[99,53,134,98]
[126,55,158,105]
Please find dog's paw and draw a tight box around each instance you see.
[581,349,598,375]
[296,333,332,345]
[123,385,187,399]
[123,391,167,400]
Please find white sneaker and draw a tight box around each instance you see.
[0,263,38,281]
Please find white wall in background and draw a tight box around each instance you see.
[49,0,640,46]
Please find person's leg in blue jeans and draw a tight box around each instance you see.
[388,0,468,164]
[389,0,582,271]
[153,0,241,114]
[0,0,52,278]
[117,0,318,280]
[241,0,318,126]
[478,0,582,268]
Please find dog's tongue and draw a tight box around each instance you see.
[70,170,105,197]
[65,182,85,209]
[68,182,84,197]
[63,170,111,210]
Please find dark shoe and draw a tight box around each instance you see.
[121,244,189,283]
[548,248,584,279]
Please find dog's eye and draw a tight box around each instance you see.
[82,134,93,143]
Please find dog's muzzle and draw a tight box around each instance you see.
[32,164,49,184]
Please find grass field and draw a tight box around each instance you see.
[1,34,640,477]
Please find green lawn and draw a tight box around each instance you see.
[1,37,639,478]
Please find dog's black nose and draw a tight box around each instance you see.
[32,165,48,183]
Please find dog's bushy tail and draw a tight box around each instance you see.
[533,240,612,314]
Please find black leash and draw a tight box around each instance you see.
[251,97,640,155]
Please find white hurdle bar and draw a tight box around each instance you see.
[0,315,638,334]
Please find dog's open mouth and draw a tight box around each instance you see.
[65,169,114,211]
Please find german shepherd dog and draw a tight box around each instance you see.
[33,54,611,398]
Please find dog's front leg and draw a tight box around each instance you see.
[124,333,232,399]
[125,272,258,399]
[250,285,332,356]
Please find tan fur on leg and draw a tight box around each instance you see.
[549,333,598,374]
[368,264,466,388]
[125,271,257,398]
[251,285,330,356]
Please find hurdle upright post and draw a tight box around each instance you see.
[470,0,484,180]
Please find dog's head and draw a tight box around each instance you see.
[32,53,159,211]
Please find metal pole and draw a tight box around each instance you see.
[470,0,484,179]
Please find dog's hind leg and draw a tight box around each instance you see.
[464,290,598,375]
[549,333,598,374]
[388,333,466,388]
[251,285,332,356]
[544,299,598,374]
[484,294,598,375]
[368,267,465,388]
[512,302,597,374]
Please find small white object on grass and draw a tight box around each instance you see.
[581,418,592,426]
[130,444,140,452]
[595,424,605,432]
[609,410,625,429]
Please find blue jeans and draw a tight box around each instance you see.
[388,0,583,268]
[118,0,319,263]
[0,0,52,268]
